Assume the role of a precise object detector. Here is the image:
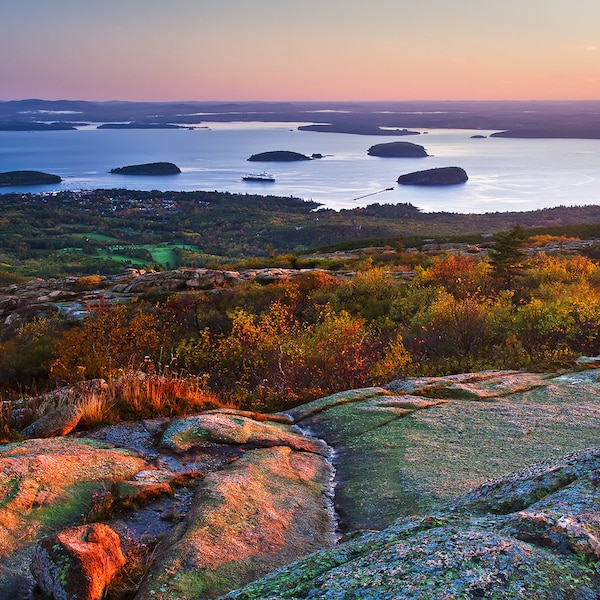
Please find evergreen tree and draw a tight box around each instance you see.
[488,225,528,285]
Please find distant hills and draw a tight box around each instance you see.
[1,99,600,138]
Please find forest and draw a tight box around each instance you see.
[4,188,600,280]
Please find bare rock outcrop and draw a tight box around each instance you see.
[3,370,600,599]
[0,437,148,558]
[224,447,600,600]
[160,411,328,455]
[135,446,335,600]
[31,523,125,600]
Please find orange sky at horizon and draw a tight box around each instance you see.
[2,0,599,102]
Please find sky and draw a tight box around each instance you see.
[2,0,599,102]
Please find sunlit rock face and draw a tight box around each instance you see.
[31,523,125,600]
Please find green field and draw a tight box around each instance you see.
[99,243,203,269]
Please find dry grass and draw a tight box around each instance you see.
[106,373,227,421]
[0,373,230,439]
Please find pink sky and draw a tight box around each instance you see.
[2,0,599,101]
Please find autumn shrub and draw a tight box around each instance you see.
[406,290,513,373]
[51,304,173,382]
[509,292,600,368]
[414,254,491,298]
[72,274,103,290]
[527,234,580,247]
[176,300,413,410]
[525,253,597,287]
[0,317,63,389]
[321,267,403,326]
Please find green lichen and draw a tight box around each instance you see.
[27,481,101,529]
[0,477,20,509]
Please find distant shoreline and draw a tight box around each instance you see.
[1,99,600,139]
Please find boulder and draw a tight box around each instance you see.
[31,523,125,600]
[160,410,327,455]
[576,355,600,367]
[0,437,148,558]
[367,141,428,158]
[120,268,240,293]
[397,166,468,186]
[20,404,82,439]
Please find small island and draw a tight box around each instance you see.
[367,141,429,158]
[247,151,313,162]
[98,123,184,130]
[397,166,468,186]
[0,170,62,186]
[110,162,181,175]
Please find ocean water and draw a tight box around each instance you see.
[1,122,600,213]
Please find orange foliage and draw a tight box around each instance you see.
[51,304,172,382]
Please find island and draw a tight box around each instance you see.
[367,141,429,158]
[0,122,77,131]
[490,125,600,139]
[98,123,184,130]
[298,124,420,136]
[110,162,181,175]
[0,170,62,186]
[247,151,313,162]
[397,166,468,186]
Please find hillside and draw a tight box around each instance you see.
[3,188,600,278]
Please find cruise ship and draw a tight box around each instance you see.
[242,172,275,182]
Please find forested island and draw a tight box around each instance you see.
[98,123,185,130]
[110,162,181,175]
[397,166,468,186]
[0,170,62,186]
[368,141,429,157]
[247,150,313,161]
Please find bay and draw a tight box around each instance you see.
[1,122,599,213]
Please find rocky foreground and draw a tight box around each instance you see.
[2,368,600,598]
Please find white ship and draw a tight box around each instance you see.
[242,171,275,182]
